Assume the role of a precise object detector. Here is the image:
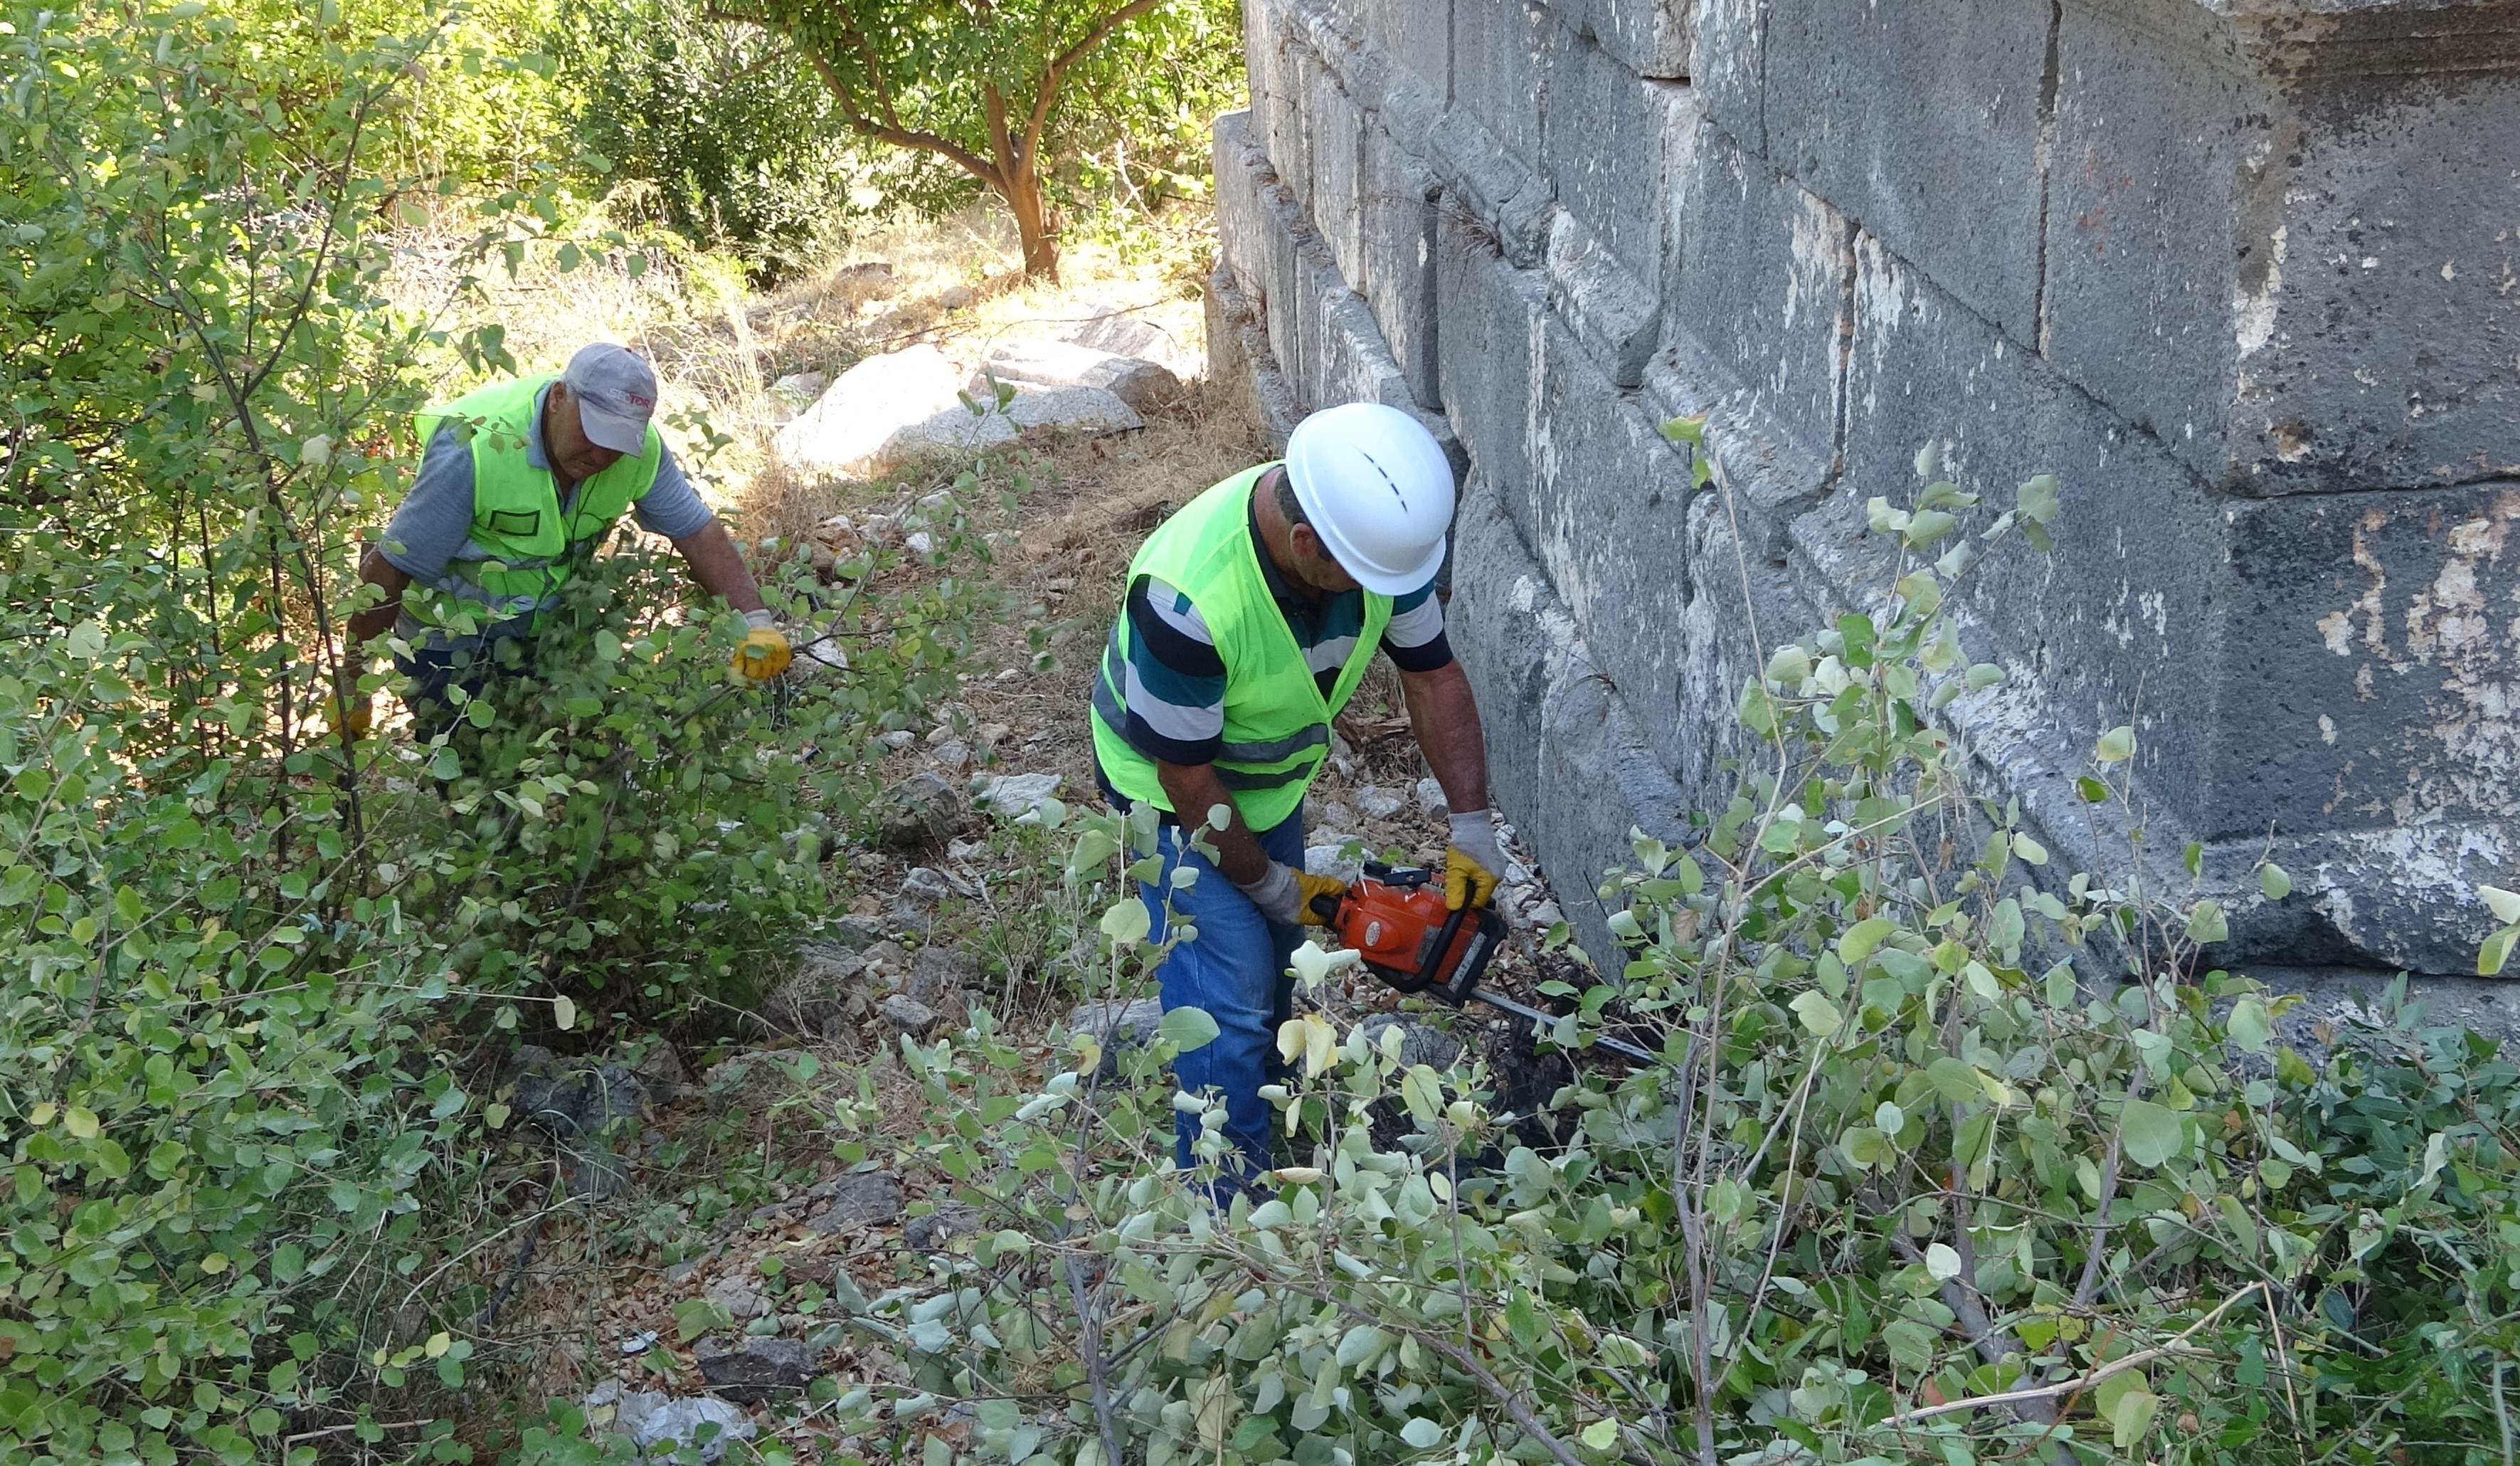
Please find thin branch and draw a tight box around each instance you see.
[796,46,1002,188]
[1026,0,1166,158]
[1877,1282,2265,1428]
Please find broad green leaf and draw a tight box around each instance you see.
[2227,997,2272,1053]
[1837,916,1897,964]
[552,996,576,1032]
[1099,897,1153,946]
[1156,1006,1219,1053]
[2261,863,2294,901]
[2117,1100,2183,1169]
[2108,1385,2159,1447]
[2484,925,2519,977]
[1581,1420,1619,1450]
[2096,725,2136,763]
[1399,1419,1444,1449]
[2184,900,2229,945]
[2482,884,2520,924]
[1923,1243,1962,1282]
[1790,991,1841,1038]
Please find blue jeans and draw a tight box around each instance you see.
[1139,811,1306,1186]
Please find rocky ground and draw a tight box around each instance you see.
[443,220,1606,1461]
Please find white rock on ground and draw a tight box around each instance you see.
[1355,784,1407,821]
[974,771,1063,818]
[771,344,964,475]
[1306,844,1365,882]
[1062,302,1202,379]
[970,339,1182,412]
[876,384,1143,466]
[1414,776,1449,818]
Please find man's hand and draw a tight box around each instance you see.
[1444,810,1506,911]
[1236,862,1346,926]
[733,609,792,680]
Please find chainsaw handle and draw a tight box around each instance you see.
[1308,890,1345,924]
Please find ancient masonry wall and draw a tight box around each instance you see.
[1206,0,2520,979]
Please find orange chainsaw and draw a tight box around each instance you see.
[1311,863,1656,1063]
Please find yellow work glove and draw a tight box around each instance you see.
[327,695,374,742]
[1296,871,1350,927]
[732,610,792,681]
[1444,810,1505,911]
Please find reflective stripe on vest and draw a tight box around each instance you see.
[411,374,662,624]
[1087,465,1391,830]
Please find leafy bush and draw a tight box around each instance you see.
[0,2,982,1455]
[546,0,869,278]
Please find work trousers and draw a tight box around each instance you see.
[1136,810,1306,1191]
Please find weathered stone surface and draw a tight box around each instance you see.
[1310,58,1370,292]
[1689,0,1765,156]
[1450,0,1553,168]
[1762,0,2050,344]
[1541,26,1673,295]
[1067,996,1166,1080]
[878,773,969,853]
[805,1171,906,1234]
[909,948,978,1026]
[1216,0,2520,988]
[882,387,1143,464]
[694,1337,815,1403]
[1434,237,1544,522]
[1545,212,1658,387]
[772,345,964,475]
[903,1202,983,1250]
[1360,1014,1465,1070]
[2041,0,2520,496]
[1359,114,1444,407]
[1573,0,1691,79]
[1666,127,1851,476]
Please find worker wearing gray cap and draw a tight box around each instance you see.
[340,343,789,733]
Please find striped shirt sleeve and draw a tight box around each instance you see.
[1381,577,1454,673]
[1117,575,1227,765]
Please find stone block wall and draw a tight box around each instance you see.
[1209,0,2520,977]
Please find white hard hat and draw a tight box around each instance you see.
[1283,403,1455,595]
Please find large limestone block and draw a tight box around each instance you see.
[1434,233,1546,523]
[1309,59,1370,295]
[1360,0,1454,99]
[879,387,1143,465]
[2213,484,2520,974]
[1451,0,1555,168]
[1523,314,1701,775]
[1359,113,1443,408]
[1665,128,1853,478]
[1763,0,2052,344]
[772,345,965,476]
[1690,0,1765,155]
[1541,25,1677,295]
[1448,478,1695,961]
[1550,0,1690,78]
[2040,0,2520,495]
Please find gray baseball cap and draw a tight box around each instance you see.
[561,342,659,454]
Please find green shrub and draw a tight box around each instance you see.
[0,2,980,1454]
[546,0,869,278]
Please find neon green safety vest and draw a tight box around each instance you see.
[411,373,662,626]
[1089,465,1392,830]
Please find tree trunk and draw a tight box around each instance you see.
[1002,159,1059,282]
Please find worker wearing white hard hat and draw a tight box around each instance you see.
[1088,402,1505,1192]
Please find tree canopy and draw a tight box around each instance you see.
[726,0,1242,278]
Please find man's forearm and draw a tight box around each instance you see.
[1153,760,1271,885]
[1399,660,1491,813]
[672,519,767,614]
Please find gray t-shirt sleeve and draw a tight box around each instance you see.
[376,426,481,583]
[630,444,716,539]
